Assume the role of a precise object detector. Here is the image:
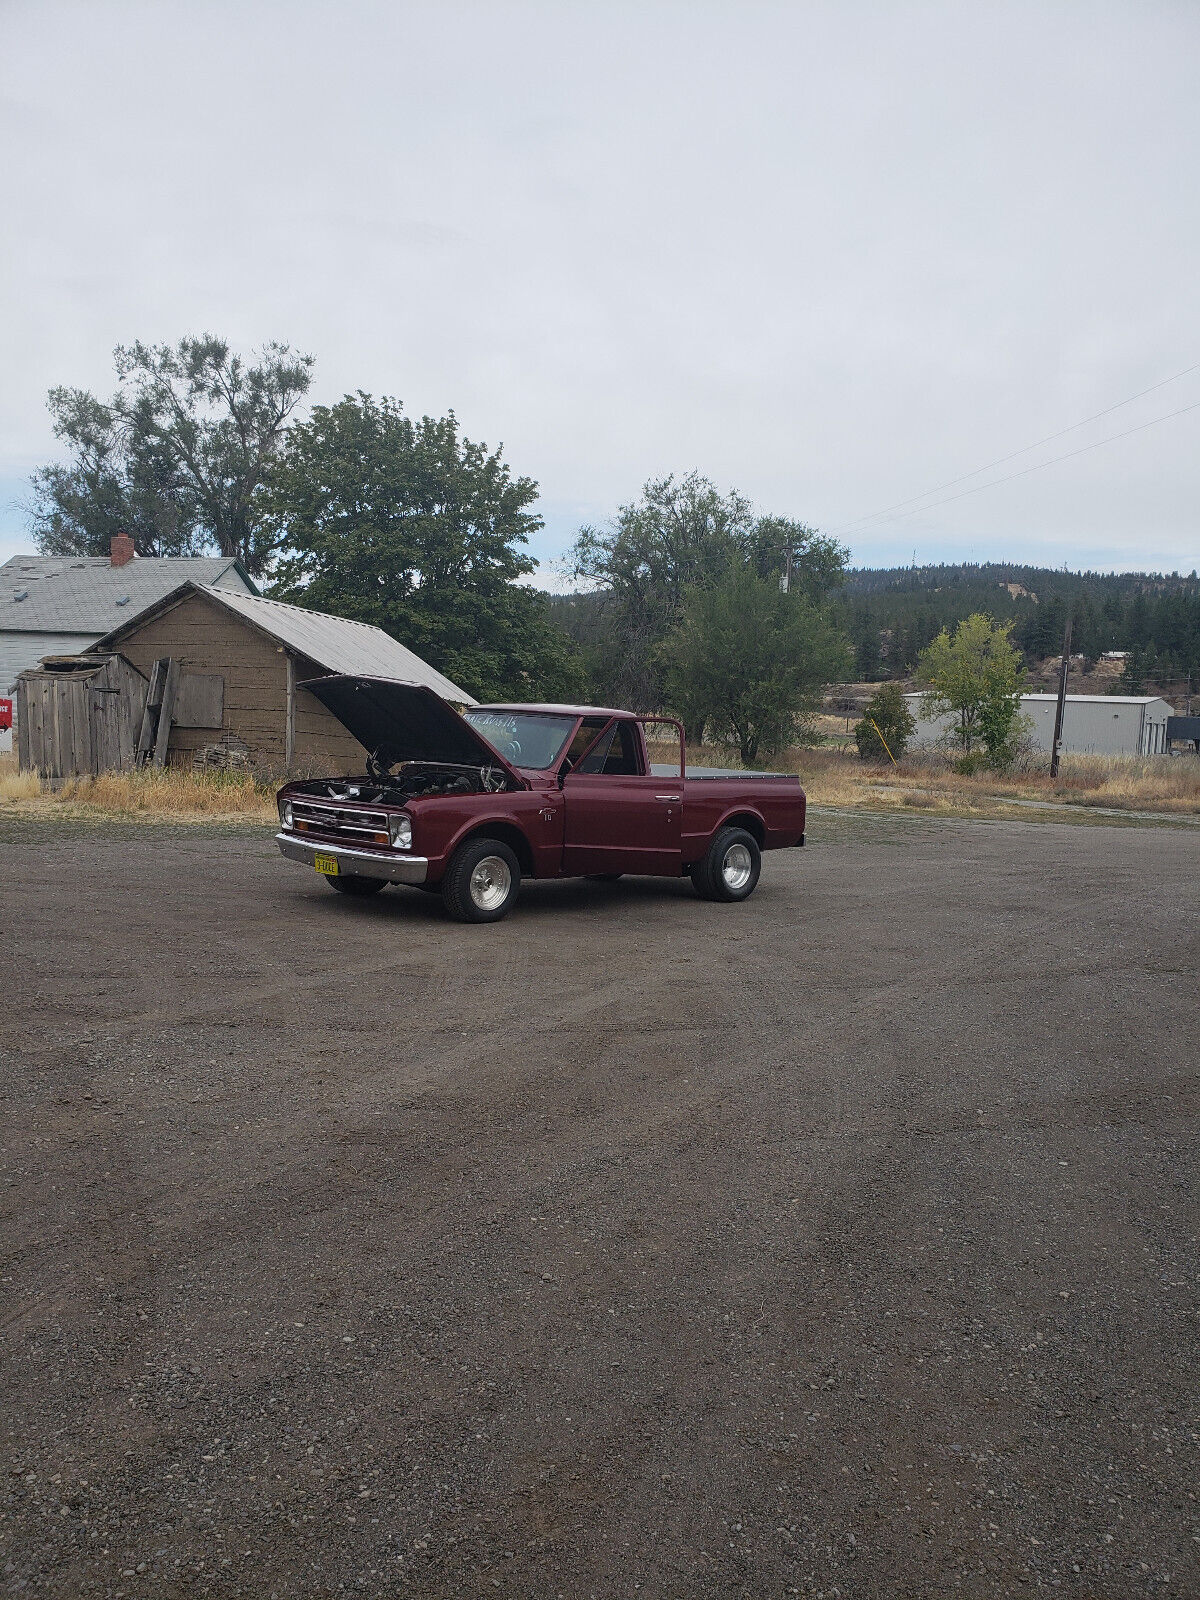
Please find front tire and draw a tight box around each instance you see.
[324,873,387,896]
[690,826,761,903]
[441,838,521,923]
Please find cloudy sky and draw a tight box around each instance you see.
[2,0,1198,579]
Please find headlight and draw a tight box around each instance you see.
[279,798,294,829]
[389,813,413,850]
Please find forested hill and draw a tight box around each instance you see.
[546,560,1200,691]
[830,562,1200,685]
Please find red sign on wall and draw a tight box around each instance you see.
[0,698,12,732]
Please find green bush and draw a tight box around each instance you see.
[853,682,916,762]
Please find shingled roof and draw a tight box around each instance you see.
[0,553,255,633]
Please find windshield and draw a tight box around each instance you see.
[462,710,578,770]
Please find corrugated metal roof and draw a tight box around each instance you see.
[1019,693,1172,706]
[206,589,477,704]
[0,553,254,632]
[906,691,1172,707]
[92,581,477,705]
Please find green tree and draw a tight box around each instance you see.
[917,613,1025,764]
[569,473,755,720]
[854,681,916,761]
[666,567,851,765]
[265,393,582,703]
[568,475,849,731]
[745,515,849,603]
[30,390,204,559]
[29,336,313,576]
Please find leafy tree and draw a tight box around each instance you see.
[666,567,851,765]
[745,515,849,603]
[29,336,313,575]
[569,473,755,720]
[854,682,916,762]
[265,393,582,703]
[917,613,1025,764]
[568,474,849,732]
[30,389,203,559]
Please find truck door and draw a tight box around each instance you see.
[561,719,682,876]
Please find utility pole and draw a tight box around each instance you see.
[1050,616,1073,778]
[779,549,793,593]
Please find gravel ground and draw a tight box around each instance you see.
[1,809,1198,1599]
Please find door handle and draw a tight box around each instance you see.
[655,794,681,803]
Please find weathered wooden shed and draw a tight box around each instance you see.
[16,654,148,779]
[84,581,475,775]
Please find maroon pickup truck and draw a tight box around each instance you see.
[275,677,806,922]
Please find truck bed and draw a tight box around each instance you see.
[650,763,796,781]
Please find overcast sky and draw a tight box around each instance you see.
[2,0,1198,580]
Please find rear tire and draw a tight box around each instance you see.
[324,873,387,896]
[441,837,521,923]
[689,826,761,903]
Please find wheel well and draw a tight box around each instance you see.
[457,821,536,876]
[721,811,765,847]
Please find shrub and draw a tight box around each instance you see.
[854,682,916,762]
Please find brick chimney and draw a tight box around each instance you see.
[110,532,136,568]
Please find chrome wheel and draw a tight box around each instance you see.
[469,855,512,912]
[721,842,753,892]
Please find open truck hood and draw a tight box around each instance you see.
[302,675,526,785]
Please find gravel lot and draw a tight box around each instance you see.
[2,810,1198,1598]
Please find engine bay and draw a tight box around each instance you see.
[288,760,513,806]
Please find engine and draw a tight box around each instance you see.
[289,762,511,807]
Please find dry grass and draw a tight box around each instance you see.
[2,742,1196,826]
[979,752,1200,814]
[0,752,41,802]
[0,754,277,822]
[794,746,1200,817]
[645,737,1200,819]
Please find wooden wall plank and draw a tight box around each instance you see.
[153,659,181,768]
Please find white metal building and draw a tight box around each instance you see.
[905,692,1175,756]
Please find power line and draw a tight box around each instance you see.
[851,394,1200,529]
[827,360,1200,535]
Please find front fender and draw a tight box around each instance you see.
[416,795,557,881]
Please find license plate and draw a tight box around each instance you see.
[313,852,339,876]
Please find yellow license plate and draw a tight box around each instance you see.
[313,852,339,876]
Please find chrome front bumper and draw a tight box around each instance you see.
[275,831,430,885]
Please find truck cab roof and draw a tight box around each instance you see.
[474,703,635,720]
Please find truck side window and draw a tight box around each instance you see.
[576,724,616,773]
[578,720,640,776]
[562,716,609,771]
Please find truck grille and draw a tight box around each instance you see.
[290,800,391,847]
